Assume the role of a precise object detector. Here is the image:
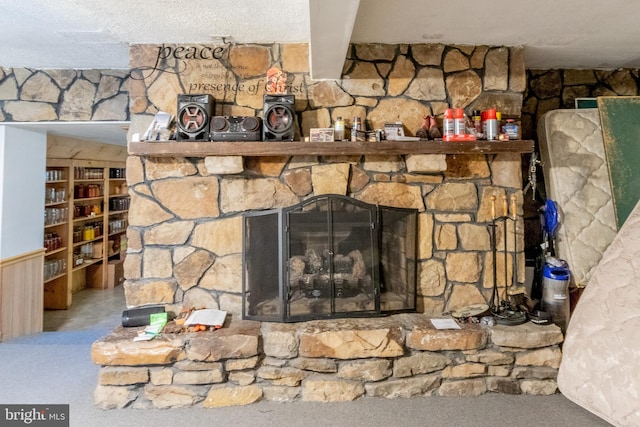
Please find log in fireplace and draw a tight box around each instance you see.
[242,195,418,322]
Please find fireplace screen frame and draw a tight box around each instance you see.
[242,194,417,322]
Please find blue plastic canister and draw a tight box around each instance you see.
[542,264,570,331]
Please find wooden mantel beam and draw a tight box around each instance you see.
[129,140,535,157]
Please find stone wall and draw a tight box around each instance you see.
[125,151,524,317]
[125,43,528,317]
[92,315,564,408]
[519,68,640,249]
[521,68,640,141]
[0,68,129,122]
[128,43,526,138]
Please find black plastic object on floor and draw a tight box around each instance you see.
[121,305,165,327]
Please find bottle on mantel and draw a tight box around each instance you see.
[443,109,455,139]
[351,116,363,142]
[484,108,498,141]
[334,116,345,141]
[453,108,466,137]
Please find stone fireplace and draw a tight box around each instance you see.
[123,151,526,319]
[243,194,417,322]
[123,41,530,316]
[90,43,568,409]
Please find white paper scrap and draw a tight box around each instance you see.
[430,318,461,330]
[184,309,227,327]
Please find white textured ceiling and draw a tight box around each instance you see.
[1,0,640,72]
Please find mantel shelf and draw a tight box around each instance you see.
[129,140,535,157]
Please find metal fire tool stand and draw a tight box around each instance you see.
[488,195,527,326]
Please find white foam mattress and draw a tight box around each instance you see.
[558,198,640,426]
[537,108,617,287]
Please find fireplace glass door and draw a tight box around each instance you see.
[243,195,416,322]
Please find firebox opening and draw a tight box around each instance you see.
[242,194,417,322]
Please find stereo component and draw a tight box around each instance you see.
[209,116,262,141]
[176,94,214,141]
[262,94,296,142]
[121,305,165,327]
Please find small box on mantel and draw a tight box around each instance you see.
[309,128,334,142]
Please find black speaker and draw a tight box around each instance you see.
[210,116,262,141]
[176,94,214,141]
[121,305,165,327]
[262,94,296,141]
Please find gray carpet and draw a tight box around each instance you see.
[0,290,612,427]
[0,337,612,427]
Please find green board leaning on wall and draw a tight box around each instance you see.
[598,96,640,228]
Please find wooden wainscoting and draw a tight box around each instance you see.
[0,249,45,341]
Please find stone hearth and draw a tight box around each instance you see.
[92,315,563,409]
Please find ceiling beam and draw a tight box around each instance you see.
[308,0,360,80]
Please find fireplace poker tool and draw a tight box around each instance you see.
[489,195,527,326]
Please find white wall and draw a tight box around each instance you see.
[0,125,47,260]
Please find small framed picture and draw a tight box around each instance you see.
[310,128,335,142]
